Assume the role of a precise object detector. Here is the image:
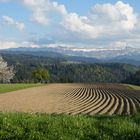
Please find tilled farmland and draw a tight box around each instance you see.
[0,84,140,115]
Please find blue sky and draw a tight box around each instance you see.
[0,0,140,49]
[57,0,140,14]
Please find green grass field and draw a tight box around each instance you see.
[126,84,140,91]
[0,112,140,140]
[0,84,42,94]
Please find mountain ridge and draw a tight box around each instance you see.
[0,46,140,65]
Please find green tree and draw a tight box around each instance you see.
[32,68,50,83]
[134,70,140,85]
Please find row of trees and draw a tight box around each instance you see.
[0,56,50,83]
[0,55,140,85]
[12,62,139,84]
[125,70,140,85]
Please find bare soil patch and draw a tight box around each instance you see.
[0,84,140,115]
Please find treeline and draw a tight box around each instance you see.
[125,70,140,86]
[2,54,140,85]
[48,63,138,83]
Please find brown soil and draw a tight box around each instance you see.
[0,84,140,115]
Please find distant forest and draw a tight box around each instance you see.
[2,54,140,85]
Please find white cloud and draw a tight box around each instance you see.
[22,0,67,25]
[109,41,127,49]
[61,1,138,39]
[2,16,25,31]
[20,0,139,41]
[0,0,140,49]
[0,41,18,49]
[61,13,104,39]
[0,40,41,49]
[52,2,67,15]
[90,1,137,30]
[21,41,40,48]
[23,0,50,25]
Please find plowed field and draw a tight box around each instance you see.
[0,84,140,115]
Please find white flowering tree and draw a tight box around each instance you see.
[0,57,15,83]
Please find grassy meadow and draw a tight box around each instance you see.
[0,112,140,140]
[127,84,140,91]
[0,84,42,94]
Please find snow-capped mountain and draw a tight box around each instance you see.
[1,45,140,61]
[34,45,140,60]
